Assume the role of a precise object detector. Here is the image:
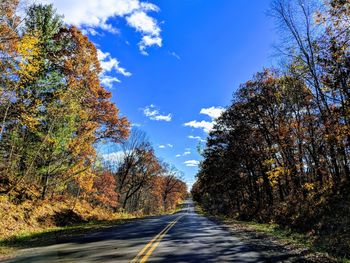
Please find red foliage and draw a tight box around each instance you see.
[93,171,118,208]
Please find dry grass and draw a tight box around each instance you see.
[0,195,140,256]
[0,195,183,258]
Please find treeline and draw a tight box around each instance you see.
[0,0,186,227]
[192,0,349,256]
[98,129,187,214]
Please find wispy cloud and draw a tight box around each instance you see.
[97,49,131,77]
[38,0,162,54]
[143,104,172,122]
[184,160,199,167]
[188,135,206,142]
[175,150,191,157]
[152,114,172,121]
[169,51,181,60]
[100,76,120,88]
[97,49,131,88]
[158,144,173,149]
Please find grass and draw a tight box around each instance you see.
[233,220,350,263]
[194,202,350,263]
[0,204,185,258]
[0,216,138,257]
[236,220,311,247]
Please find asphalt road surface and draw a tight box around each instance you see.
[4,199,265,262]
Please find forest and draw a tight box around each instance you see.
[0,1,187,238]
[192,0,350,257]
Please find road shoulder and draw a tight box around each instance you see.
[194,205,339,262]
[218,218,337,263]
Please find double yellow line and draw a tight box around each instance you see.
[131,215,183,263]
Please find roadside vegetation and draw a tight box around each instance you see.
[192,0,350,259]
[195,202,348,262]
[0,1,187,254]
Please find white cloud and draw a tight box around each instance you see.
[184,120,213,133]
[126,11,160,35]
[126,11,162,54]
[37,0,162,54]
[184,160,199,167]
[100,76,120,88]
[175,150,191,157]
[143,104,158,117]
[82,27,101,36]
[97,49,131,77]
[200,106,225,119]
[188,135,205,142]
[143,104,172,122]
[159,144,173,149]
[97,49,131,88]
[184,106,225,133]
[152,114,172,121]
[140,2,159,12]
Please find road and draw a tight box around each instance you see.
[4,199,264,262]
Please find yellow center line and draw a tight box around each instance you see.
[131,215,183,263]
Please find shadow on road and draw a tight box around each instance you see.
[3,200,311,262]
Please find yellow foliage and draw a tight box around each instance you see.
[303,182,315,191]
[21,114,40,130]
[75,170,96,193]
[263,158,275,166]
[16,34,41,81]
[267,166,289,187]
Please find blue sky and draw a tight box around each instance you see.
[41,0,278,187]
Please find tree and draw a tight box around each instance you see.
[112,129,161,211]
[92,171,118,208]
[156,163,187,210]
[194,2,350,255]
[0,4,129,201]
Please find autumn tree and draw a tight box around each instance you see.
[155,163,187,211]
[92,171,118,208]
[194,0,350,256]
[111,129,161,211]
[0,4,129,201]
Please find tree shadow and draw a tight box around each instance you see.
[2,205,313,263]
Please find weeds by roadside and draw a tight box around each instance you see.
[194,202,349,263]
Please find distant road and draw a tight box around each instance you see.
[4,199,262,262]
